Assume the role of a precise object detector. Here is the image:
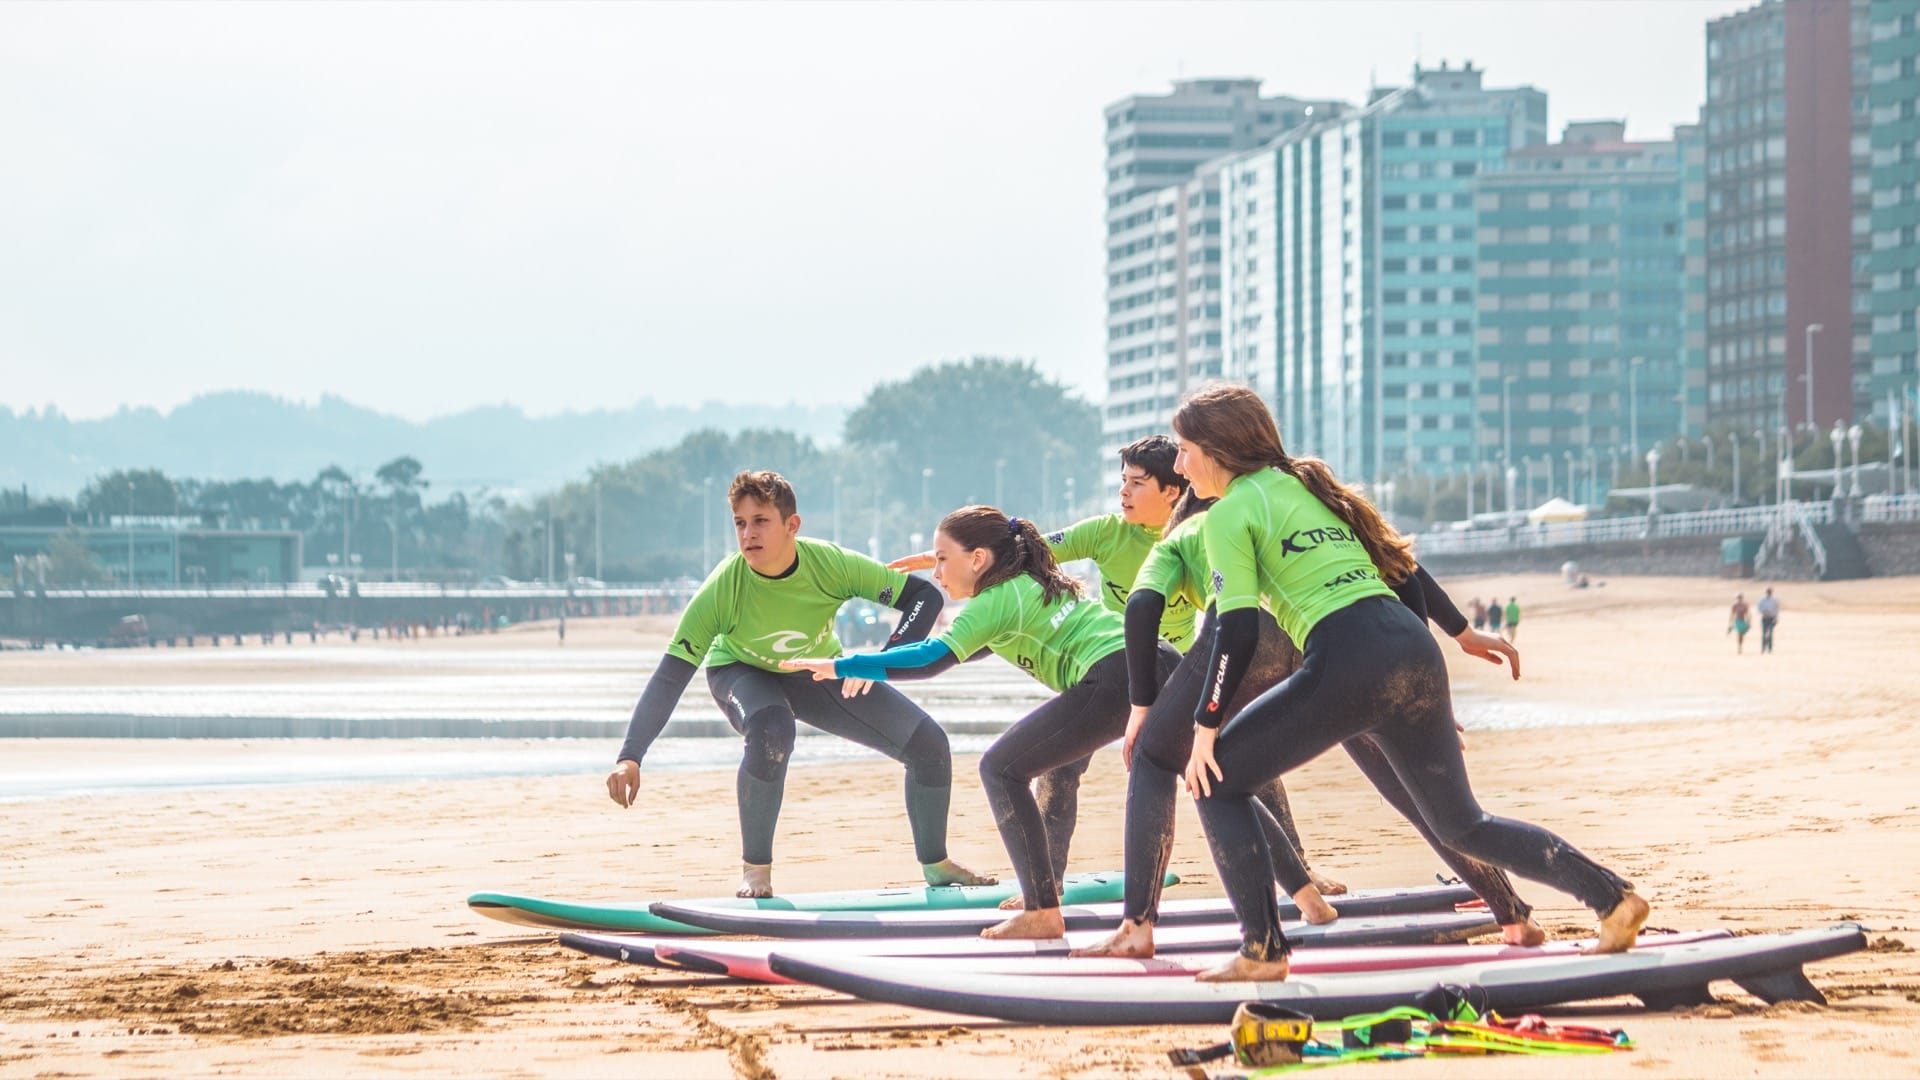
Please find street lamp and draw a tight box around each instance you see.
[1522,456,1536,506]
[702,475,714,571]
[1646,448,1661,516]
[1728,431,1742,507]
[1702,435,1715,473]
[1777,424,1792,506]
[1563,450,1575,504]
[1504,465,1518,516]
[1848,424,1863,498]
[1608,446,1621,490]
[1803,323,1824,427]
[1753,430,1768,506]
[1584,446,1598,505]
[1628,356,1646,455]
[1502,375,1517,475]
[1829,423,1844,504]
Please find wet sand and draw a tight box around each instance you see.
[3,573,1919,1077]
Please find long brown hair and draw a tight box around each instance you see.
[1166,489,1216,531]
[1170,384,1416,585]
[937,505,1081,605]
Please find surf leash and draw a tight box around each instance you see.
[1170,985,1632,1078]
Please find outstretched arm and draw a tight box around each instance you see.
[885,574,943,645]
[783,638,964,683]
[608,654,699,806]
[1124,589,1171,708]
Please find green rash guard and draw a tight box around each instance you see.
[1133,512,1213,614]
[1045,515,1198,651]
[936,575,1127,695]
[1202,467,1397,646]
[666,537,912,672]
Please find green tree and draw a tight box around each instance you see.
[843,357,1103,526]
[44,527,104,585]
[78,468,179,519]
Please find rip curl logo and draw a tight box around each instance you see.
[1046,531,1065,545]
[1322,568,1376,589]
[1210,569,1225,595]
[1048,598,1079,629]
[1207,651,1230,711]
[877,585,895,605]
[1277,525,1360,558]
[755,630,815,654]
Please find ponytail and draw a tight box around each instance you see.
[1172,383,1416,585]
[938,505,1081,605]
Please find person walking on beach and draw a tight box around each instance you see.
[784,505,1181,940]
[1071,490,1545,961]
[1470,596,1487,631]
[1167,384,1647,982]
[1504,596,1521,642]
[1757,588,1780,653]
[604,470,991,898]
[1486,596,1504,636]
[887,436,1212,888]
[1729,593,1752,654]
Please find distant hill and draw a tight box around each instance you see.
[0,392,848,498]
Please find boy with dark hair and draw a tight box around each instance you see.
[606,470,991,898]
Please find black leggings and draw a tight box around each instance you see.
[980,645,1179,910]
[707,663,953,867]
[1194,596,1629,960]
[1129,611,1318,922]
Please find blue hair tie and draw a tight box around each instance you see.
[1007,517,1023,536]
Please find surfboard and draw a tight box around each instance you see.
[649,882,1475,938]
[558,910,1498,973]
[765,924,1866,1024]
[639,929,1732,984]
[467,870,1164,934]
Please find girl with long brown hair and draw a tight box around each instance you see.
[784,505,1181,938]
[1170,384,1647,982]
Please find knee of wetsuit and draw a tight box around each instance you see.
[741,705,797,782]
[899,719,952,788]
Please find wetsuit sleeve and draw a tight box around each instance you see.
[935,585,1004,662]
[1043,517,1107,564]
[885,574,944,646]
[616,654,698,765]
[1125,588,1170,707]
[1411,565,1468,636]
[832,639,960,681]
[662,578,726,667]
[1193,606,1259,729]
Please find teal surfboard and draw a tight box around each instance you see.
[468,870,1174,935]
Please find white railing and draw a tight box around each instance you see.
[1862,494,1920,523]
[1413,501,1834,558]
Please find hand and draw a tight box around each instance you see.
[1121,704,1149,770]
[606,760,641,808]
[1453,628,1521,680]
[841,677,875,698]
[779,658,838,681]
[887,551,936,573]
[1183,724,1223,798]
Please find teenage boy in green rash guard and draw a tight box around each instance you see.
[888,436,1222,893]
[604,470,992,899]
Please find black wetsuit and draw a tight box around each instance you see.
[616,553,955,868]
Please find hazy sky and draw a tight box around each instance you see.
[2,0,1747,422]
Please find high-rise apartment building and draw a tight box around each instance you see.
[1473,122,1696,505]
[1102,80,1343,453]
[1869,0,1920,409]
[1224,62,1547,480]
[1704,0,1873,432]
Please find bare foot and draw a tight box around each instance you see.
[1070,917,1155,958]
[998,894,1025,911]
[980,907,1066,939]
[1586,891,1649,954]
[1309,870,1348,896]
[923,858,997,887]
[1292,884,1338,926]
[736,863,773,899]
[1195,953,1290,982]
[1501,918,1548,947]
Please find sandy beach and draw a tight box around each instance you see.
[3,572,1919,1078]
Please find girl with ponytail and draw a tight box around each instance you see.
[1169,383,1647,982]
[784,504,1181,939]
